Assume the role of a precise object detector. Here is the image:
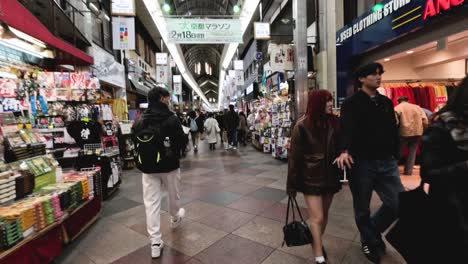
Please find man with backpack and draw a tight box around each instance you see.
[132,87,186,259]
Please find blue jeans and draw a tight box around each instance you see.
[227,129,237,147]
[348,158,404,246]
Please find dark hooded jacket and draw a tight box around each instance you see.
[132,103,186,172]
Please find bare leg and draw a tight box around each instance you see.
[321,193,335,234]
[304,194,325,258]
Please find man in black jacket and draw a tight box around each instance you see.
[132,87,186,259]
[335,63,404,263]
[224,105,239,150]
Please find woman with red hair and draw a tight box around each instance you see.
[287,90,341,264]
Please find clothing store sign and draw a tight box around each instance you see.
[423,0,465,20]
[112,17,135,50]
[166,19,242,44]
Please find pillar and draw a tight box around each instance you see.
[293,0,308,117]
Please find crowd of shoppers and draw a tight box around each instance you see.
[133,63,468,263]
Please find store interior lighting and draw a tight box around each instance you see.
[0,25,53,59]
[143,0,212,111]
[88,2,99,12]
[406,50,414,54]
[384,58,390,61]
[218,0,260,110]
[162,3,171,13]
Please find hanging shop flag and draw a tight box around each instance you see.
[234,60,244,71]
[173,75,182,95]
[91,45,126,88]
[254,22,271,40]
[229,70,236,78]
[156,53,168,65]
[111,0,136,16]
[166,18,242,44]
[235,71,244,86]
[156,66,169,84]
[112,17,136,50]
[268,44,294,72]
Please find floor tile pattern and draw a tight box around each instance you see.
[55,142,414,263]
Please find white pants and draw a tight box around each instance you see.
[142,169,181,245]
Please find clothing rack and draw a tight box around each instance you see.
[381,78,461,84]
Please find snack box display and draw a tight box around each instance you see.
[0,218,22,249]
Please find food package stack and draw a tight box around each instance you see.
[80,179,89,200]
[0,204,35,237]
[50,194,63,221]
[59,189,72,211]
[0,171,17,204]
[0,218,23,249]
[41,198,55,226]
[87,173,95,199]
[32,199,47,231]
[14,171,34,200]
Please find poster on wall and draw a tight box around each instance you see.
[156,66,169,84]
[173,75,182,95]
[166,18,242,44]
[268,44,294,72]
[235,71,244,86]
[92,45,126,88]
[111,0,136,16]
[112,17,135,50]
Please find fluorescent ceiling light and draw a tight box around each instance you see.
[9,27,47,48]
[218,0,260,110]
[89,2,99,12]
[0,39,45,58]
[103,13,111,22]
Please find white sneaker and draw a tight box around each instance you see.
[233,147,237,150]
[151,242,164,258]
[171,208,185,229]
[226,145,232,150]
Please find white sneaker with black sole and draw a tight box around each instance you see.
[171,208,185,229]
[151,242,164,258]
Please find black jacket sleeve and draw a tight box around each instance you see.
[420,126,468,185]
[388,100,400,159]
[169,115,186,155]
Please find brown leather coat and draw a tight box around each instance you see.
[287,115,341,195]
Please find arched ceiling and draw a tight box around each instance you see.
[167,0,240,98]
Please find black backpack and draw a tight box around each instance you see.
[133,119,175,173]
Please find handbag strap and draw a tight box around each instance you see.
[285,196,297,224]
[292,196,306,222]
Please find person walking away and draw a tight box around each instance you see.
[334,62,404,263]
[132,87,186,259]
[189,111,200,153]
[287,90,342,264]
[394,96,429,175]
[215,112,225,145]
[238,112,248,146]
[196,109,206,140]
[419,76,468,262]
[204,112,220,150]
[224,105,239,150]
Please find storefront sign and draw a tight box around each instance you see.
[173,75,182,95]
[235,71,244,86]
[92,45,126,88]
[166,19,242,44]
[156,53,168,65]
[156,66,169,84]
[254,22,271,40]
[268,44,294,72]
[112,17,135,50]
[234,60,244,70]
[246,83,254,95]
[423,0,465,20]
[111,0,136,16]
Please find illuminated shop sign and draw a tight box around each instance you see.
[423,0,465,20]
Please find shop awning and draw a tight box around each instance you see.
[129,79,151,96]
[0,0,93,66]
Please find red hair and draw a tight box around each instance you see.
[305,90,333,128]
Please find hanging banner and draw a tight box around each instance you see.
[268,44,294,72]
[234,60,244,70]
[156,66,169,84]
[112,17,135,50]
[91,45,126,88]
[111,0,136,16]
[166,18,243,44]
[254,22,271,40]
[156,53,168,65]
[173,75,182,95]
[235,71,244,86]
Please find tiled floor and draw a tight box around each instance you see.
[54,142,416,264]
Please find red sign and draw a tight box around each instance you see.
[423,0,465,20]
[435,96,448,104]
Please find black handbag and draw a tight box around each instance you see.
[282,196,313,247]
